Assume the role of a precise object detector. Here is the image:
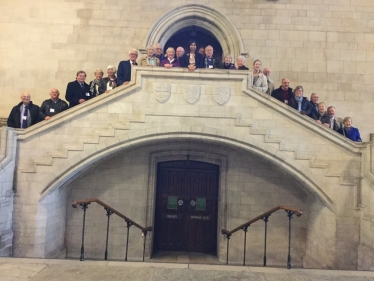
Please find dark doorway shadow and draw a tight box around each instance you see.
[164,26,223,60]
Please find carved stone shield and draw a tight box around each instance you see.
[184,85,201,104]
[214,86,231,105]
[154,83,171,103]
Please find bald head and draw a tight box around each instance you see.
[20,92,31,105]
[263,68,271,78]
[49,88,60,101]
[281,78,290,90]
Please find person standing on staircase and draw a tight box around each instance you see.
[320,106,343,132]
[263,67,274,95]
[7,92,45,128]
[41,88,69,120]
[117,49,139,86]
[65,70,91,108]
[309,93,320,120]
[271,78,293,104]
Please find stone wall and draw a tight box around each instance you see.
[0,0,373,140]
[0,128,17,256]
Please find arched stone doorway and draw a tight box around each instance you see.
[164,26,223,60]
[143,4,245,60]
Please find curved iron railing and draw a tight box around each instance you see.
[72,198,153,262]
[221,205,302,269]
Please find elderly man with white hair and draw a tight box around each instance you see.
[7,92,46,128]
[117,48,138,86]
[154,43,165,61]
[263,67,274,95]
[204,45,221,69]
[176,46,185,64]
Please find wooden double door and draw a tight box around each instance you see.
[153,161,219,254]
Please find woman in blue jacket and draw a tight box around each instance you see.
[338,117,362,142]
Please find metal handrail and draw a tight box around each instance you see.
[72,198,153,262]
[221,205,302,269]
[221,205,302,235]
[72,198,153,232]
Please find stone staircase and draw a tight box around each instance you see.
[12,68,368,206]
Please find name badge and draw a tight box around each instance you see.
[208,65,213,69]
[50,108,55,113]
[86,92,90,97]
[22,116,27,120]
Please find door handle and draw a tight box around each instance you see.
[190,199,196,207]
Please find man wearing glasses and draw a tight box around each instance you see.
[154,43,165,61]
[117,49,138,86]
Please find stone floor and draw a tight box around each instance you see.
[1,257,374,281]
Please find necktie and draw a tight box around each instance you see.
[80,83,84,88]
[22,105,28,129]
[330,118,334,129]
[133,62,138,66]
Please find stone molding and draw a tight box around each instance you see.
[144,4,245,60]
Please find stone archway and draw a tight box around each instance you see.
[144,4,245,60]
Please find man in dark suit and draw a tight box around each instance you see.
[117,49,138,86]
[309,93,320,120]
[320,106,342,132]
[154,43,165,61]
[7,92,46,128]
[204,45,222,69]
[65,70,91,108]
[271,78,293,104]
[176,46,185,64]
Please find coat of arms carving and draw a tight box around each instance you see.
[154,83,171,103]
[184,85,201,104]
[214,86,231,105]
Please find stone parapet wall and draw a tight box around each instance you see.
[357,134,374,270]
[0,127,17,256]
